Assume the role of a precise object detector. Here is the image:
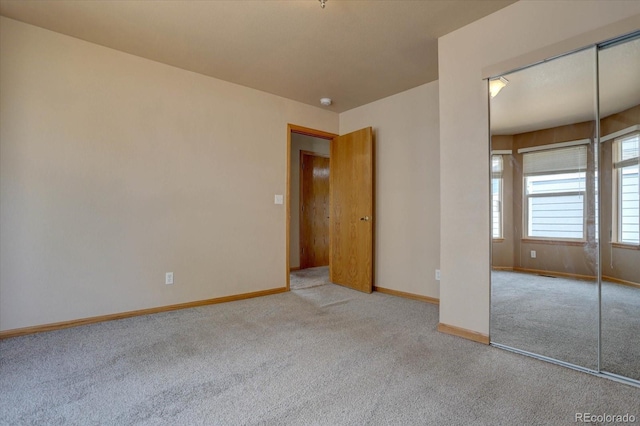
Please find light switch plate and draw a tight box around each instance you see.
[274,194,284,205]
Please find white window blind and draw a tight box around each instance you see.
[492,155,503,176]
[523,145,587,175]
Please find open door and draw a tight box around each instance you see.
[300,151,330,269]
[329,127,373,293]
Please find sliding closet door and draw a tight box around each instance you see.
[598,35,640,382]
[489,47,600,371]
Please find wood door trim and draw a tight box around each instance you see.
[373,286,439,305]
[286,124,337,290]
[300,150,329,158]
[290,124,337,140]
[437,323,490,345]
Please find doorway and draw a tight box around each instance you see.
[286,125,336,290]
[286,124,374,293]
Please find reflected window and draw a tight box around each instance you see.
[523,145,587,240]
[492,155,503,239]
[614,132,640,245]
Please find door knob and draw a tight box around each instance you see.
[360,216,370,221]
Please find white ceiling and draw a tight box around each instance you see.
[491,36,640,135]
[0,0,516,113]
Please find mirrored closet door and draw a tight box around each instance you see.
[490,32,639,384]
[598,35,640,382]
[490,47,599,371]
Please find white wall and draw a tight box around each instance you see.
[289,134,330,269]
[438,1,640,335]
[340,82,440,299]
[0,17,338,331]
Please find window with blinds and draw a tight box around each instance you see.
[492,155,503,239]
[523,145,587,240]
[614,132,639,245]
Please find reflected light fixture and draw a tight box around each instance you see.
[319,0,327,9]
[489,76,509,98]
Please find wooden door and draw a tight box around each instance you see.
[300,152,330,268]
[329,127,373,293]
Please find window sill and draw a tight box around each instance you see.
[611,242,640,251]
[521,238,586,247]
[492,238,505,243]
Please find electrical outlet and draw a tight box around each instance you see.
[435,269,441,281]
[530,250,536,259]
[165,272,174,285]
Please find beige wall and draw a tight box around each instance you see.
[439,1,640,335]
[340,82,440,299]
[0,17,338,331]
[289,134,330,269]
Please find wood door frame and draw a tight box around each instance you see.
[299,150,330,270]
[286,124,337,290]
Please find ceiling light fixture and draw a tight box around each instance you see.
[319,0,327,9]
[320,98,332,106]
[489,76,509,98]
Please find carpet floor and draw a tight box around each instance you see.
[491,270,640,381]
[1,271,639,425]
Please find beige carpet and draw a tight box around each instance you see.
[491,270,640,381]
[290,266,330,290]
[1,279,639,425]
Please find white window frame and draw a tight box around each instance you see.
[492,155,503,239]
[612,132,640,246]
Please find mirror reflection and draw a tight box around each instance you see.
[490,34,640,383]
[490,48,599,371]
[599,36,640,381]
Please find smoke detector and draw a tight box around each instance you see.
[320,98,332,106]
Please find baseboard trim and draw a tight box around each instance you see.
[602,275,640,289]
[0,287,288,339]
[512,268,640,289]
[373,286,439,305]
[513,267,595,282]
[437,323,490,345]
[289,266,301,272]
[491,266,514,271]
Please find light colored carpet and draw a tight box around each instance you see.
[491,270,640,381]
[1,278,639,425]
[290,266,330,290]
